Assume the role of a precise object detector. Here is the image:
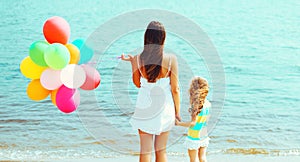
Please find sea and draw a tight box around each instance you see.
[0,0,299,160]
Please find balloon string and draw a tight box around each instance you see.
[87,57,121,64]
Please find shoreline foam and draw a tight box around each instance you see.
[1,154,300,162]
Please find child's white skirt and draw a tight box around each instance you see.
[184,137,210,150]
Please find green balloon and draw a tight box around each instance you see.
[44,43,70,70]
[29,41,49,67]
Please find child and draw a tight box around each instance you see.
[176,77,211,162]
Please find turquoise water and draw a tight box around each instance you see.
[1,0,300,160]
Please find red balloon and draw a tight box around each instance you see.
[80,65,101,90]
[43,16,70,44]
[56,85,80,113]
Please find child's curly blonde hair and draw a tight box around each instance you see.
[189,77,209,116]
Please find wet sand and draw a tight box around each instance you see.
[86,155,300,162]
[68,155,300,162]
[2,154,299,162]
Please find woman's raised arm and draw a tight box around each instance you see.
[121,54,141,88]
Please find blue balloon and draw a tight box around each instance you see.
[72,39,84,49]
[72,39,93,64]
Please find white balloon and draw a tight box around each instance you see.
[40,68,62,90]
[60,64,86,88]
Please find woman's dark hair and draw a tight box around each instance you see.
[140,21,166,82]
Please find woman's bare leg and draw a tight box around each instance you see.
[188,149,197,162]
[139,129,153,162]
[154,131,169,162]
[198,147,207,162]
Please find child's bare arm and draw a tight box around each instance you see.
[175,120,195,127]
[175,114,197,127]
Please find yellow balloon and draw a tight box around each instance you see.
[27,79,50,101]
[51,89,58,106]
[65,44,80,64]
[20,56,47,79]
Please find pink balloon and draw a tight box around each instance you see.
[40,69,62,90]
[80,65,101,90]
[56,85,80,113]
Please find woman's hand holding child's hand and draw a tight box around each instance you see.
[175,110,198,127]
[175,118,181,126]
[175,113,181,122]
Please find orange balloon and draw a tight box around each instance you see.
[51,89,58,106]
[65,44,80,64]
[27,79,50,101]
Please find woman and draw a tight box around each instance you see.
[121,21,181,162]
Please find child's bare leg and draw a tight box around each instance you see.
[188,149,197,162]
[198,147,207,162]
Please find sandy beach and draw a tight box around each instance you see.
[94,155,300,162]
[2,154,299,162]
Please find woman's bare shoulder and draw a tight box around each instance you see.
[164,53,177,61]
[167,54,178,66]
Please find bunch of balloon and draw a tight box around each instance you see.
[20,16,100,114]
